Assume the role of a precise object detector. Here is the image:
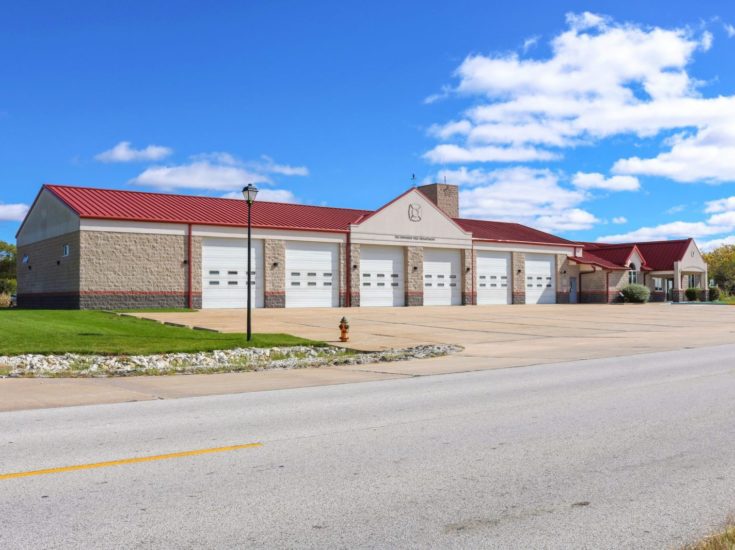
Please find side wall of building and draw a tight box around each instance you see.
[17,231,81,308]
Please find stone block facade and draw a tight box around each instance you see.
[555,254,578,304]
[416,183,459,218]
[405,246,424,306]
[338,242,348,307]
[263,239,285,308]
[348,243,361,307]
[77,230,201,309]
[511,252,525,304]
[579,270,608,303]
[17,231,81,308]
[461,248,475,305]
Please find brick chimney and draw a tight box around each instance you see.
[417,183,459,218]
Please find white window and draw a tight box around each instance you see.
[628,263,637,284]
[653,277,663,292]
[62,244,70,257]
[687,274,698,288]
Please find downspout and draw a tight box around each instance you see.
[187,223,193,309]
[345,232,351,308]
[606,271,610,304]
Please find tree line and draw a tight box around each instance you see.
[0,239,16,295]
[703,244,735,294]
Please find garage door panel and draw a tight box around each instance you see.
[286,242,339,308]
[525,254,556,304]
[423,248,461,306]
[477,251,510,305]
[202,238,263,309]
[360,246,405,307]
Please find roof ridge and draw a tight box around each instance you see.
[44,183,371,214]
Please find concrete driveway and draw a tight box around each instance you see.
[132,304,735,375]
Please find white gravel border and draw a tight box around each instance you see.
[0,344,462,378]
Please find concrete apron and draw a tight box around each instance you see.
[3,304,735,412]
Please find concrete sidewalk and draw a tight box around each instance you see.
[3,303,735,412]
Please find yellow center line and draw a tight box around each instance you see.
[0,442,263,480]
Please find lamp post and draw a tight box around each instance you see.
[242,183,258,341]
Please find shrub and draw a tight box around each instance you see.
[0,293,11,308]
[709,286,721,301]
[0,278,15,295]
[685,287,699,301]
[621,284,650,303]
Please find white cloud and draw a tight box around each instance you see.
[448,167,598,231]
[522,35,540,52]
[95,141,172,163]
[221,189,298,203]
[705,196,735,213]
[132,161,269,191]
[597,221,722,242]
[426,12,735,183]
[613,125,735,183]
[572,172,640,191]
[699,235,735,251]
[597,194,735,243]
[0,203,29,222]
[252,155,309,177]
[725,23,735,38]
[666,204,686,214]
[612,216,628,224]
[424,144,558,163]
[130,153,308,194]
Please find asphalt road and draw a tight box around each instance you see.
[2,345,735,549]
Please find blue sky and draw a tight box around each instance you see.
[2,1,735,249]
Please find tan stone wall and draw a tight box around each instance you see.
[580,270,610,303]
[338,242,347,307]
[80,231,188,292]
[555,254,579,303]
[416,184,459,218]
[511,252,525,304]
[405,246,424,306]
[461,248,475,305]
[17,231,80,306]
[263,239,285,307]
[348,243,361,306]
[609,271,627,302]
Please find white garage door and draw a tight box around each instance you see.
[477,251,511,305]
[423,248,461,306]
[360,245,404,307]
[286,241,339,308]
[525,254,556,304]
[202,238,263,309]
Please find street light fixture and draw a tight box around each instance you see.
[242,183,258,341]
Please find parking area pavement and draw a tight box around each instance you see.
[5,304,735,412]
[133,303,735,375]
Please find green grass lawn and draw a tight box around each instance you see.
[0,310,323,356]
[715,296,735,305]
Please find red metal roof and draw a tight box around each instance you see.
[38,186,695,263]
[579,240,691,271]
[574,250,629,270]
[45,184,369,232]
[454,218,577,246]
[596,240,691,271]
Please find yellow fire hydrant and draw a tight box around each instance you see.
[339,316,350,342]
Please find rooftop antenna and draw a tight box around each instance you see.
[443,175,447,184]
[411,173,416,186]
